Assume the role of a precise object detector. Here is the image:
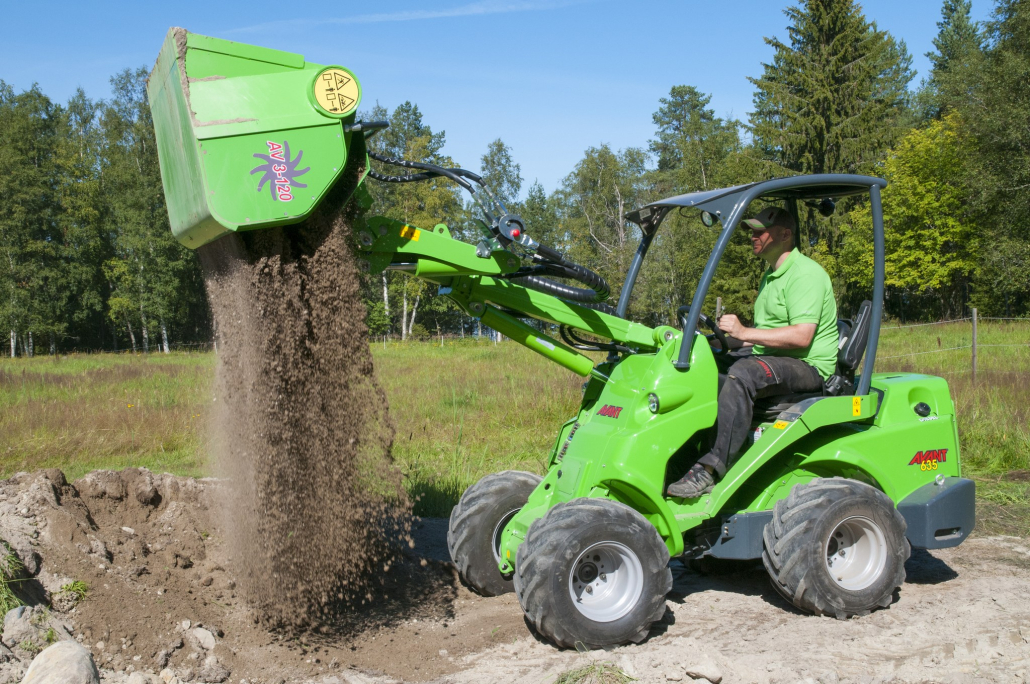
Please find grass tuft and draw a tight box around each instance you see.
[59,580,89,602]
[553,662,636,684]
[18,639,42,656]
[0,541,23,615]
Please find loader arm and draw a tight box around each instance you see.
[354,211,663,376]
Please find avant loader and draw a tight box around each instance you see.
[148,29,976,649]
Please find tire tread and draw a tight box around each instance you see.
[447,471,542,596]
[762,477,910,618]
[513,499,671,649]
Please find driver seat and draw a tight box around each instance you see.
[751,300,873,423]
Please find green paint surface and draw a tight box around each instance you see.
[146,28,360,247]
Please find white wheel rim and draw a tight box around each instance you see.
[568,541,644,622]
[491,509,520,564]
[825,516,888,591]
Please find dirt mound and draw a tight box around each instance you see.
[0,468,215,679]
[197,160,410,628]
[0,468,469,683]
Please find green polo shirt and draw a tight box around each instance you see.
[751,249,839,380]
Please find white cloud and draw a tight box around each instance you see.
[228,0,594,35]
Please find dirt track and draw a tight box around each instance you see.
[1,469,1029,684]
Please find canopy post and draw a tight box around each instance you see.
[857,184,886,396]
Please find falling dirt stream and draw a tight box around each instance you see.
[197,160,411,629]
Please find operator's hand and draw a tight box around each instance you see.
[717,314,748,340]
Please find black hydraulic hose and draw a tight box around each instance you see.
[559,325,632,354]
[367,168,442,183]
[366,164,505,215]
[369,152,475,193]
[504,259,611,304]
[368,151,502,223]
[367,150,510,218]
[509,274,600,303]
[363,131,607,303]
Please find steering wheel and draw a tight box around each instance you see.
[677,304,729,356]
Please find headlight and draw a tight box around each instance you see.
[647,393,660,414]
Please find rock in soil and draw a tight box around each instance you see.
[190,627,215,652]
[20,640,99,684]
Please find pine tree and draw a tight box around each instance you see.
[637,86,746,325]
[0,83,65,355]
[478,138,523,210]
[650,85,741,193]
[0,80,28,355]
[920,0,983,117]
[749,0,914,177]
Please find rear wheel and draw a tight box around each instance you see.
[447,471,542,596]
[513,499,671,649]
[762,477,909,619]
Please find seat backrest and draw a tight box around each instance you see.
[838,300,872,374]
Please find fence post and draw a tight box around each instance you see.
[971,307,978,383]
[716,297,723,320]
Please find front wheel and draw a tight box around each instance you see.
[762,477,910,619]
[447,470,542,596]
[513,499,672,649]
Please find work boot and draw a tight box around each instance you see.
[667,463,716,498]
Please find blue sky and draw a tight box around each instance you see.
[4,1,994,195]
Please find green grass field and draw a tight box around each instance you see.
[1,320,1027,529]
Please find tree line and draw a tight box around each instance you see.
[0,68,209,356]
[2,0,1027,355]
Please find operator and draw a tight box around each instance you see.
[667,207,839,498]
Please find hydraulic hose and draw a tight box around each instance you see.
[368,151,472,190]
[577,301,620,317]
[368,152,503,221]
[362,128,608,305]
[503,260,612,305]
[367,168,441,184]
[559,325,631,354]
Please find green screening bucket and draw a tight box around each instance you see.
[147,28,364,248]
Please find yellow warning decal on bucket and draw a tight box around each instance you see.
[399,226,420,241]
[312,67,360,116]
[852,396,862,416]
[773,420,788,430]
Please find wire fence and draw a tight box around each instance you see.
[875,310,1029,379]
[880,317,973,330]
[878,345,972,359]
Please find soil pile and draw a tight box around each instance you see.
[197,161,410,628]
[0,468,466,684]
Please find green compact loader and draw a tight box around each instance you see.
[148,29,976,649]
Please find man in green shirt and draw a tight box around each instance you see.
[668,207,838,498]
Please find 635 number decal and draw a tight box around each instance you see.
[909,449,948,471]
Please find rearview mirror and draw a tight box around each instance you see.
[805,198,835,217]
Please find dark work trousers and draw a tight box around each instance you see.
[698,353,823,478]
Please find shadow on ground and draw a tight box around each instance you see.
[904,548,959,584]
